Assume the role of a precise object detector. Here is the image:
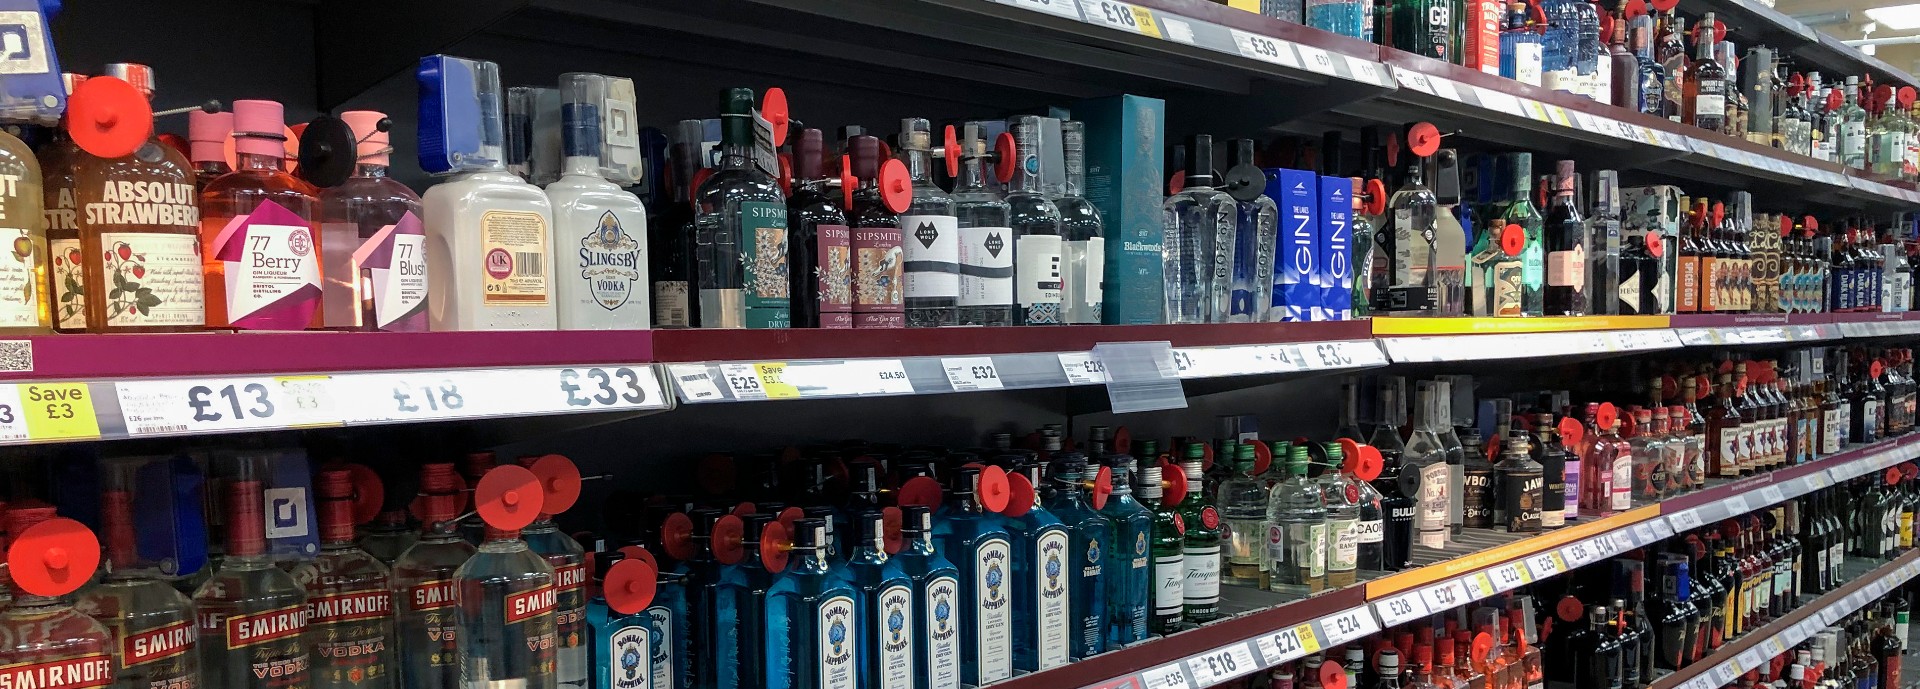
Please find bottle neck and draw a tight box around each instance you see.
[237,150,282,173]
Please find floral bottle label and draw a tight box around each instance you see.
[737,201,790,328]
[98,232,203,327]
[50,238,83,328]
[212,200,321,329]
[814,224,852,328]
[853,226,903,328]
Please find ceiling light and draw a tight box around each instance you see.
[1865,4,1920,30]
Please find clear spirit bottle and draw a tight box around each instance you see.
[192,480,311,689]
[694,88,789,329]
[766,519,859,689]
[846,512,916,689]
[520,514,587,687]
[1055,121,1105,325]
[1268,444,1327,592]
[1382,160,1441,313]
[547,73,649,330]
[392,464,475,689]
[896,118,958,327]
[1218,443,1270,588]
[1432,379,1468,537]
[1007,116,1065,326]
[1500,2,1544,86]
[358,509,417,567]
[76,481,201,689]
[931,466,1013,685]
[1095,449,1152,647]
[290,469,396,689]
[1840,76,1868,170]
[1002,460,1070,672]
[0,507,114,689]
[1161,134,1236,324]
[1040,451,1108,657]
[952,122,1013,327]
[1133,458,1184,635]
[1179,447,1226,623]
[452,521,558,688]
[320,110,428,332]
[1406,381,1452,549]
[1226,139,1277,323]
[895,506,961,689]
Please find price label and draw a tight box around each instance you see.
[1561,540,1596,566]
[1308,342,1359,369]
[1059,352,1109,384]
[943,357,1004,391]
[1489,563,1530,591]
[1867,579,1887,598]
[1722,496,1750,515]
[752,363,802,399]
[1320,607,1379,645]
[720,363,769,400]
[1188,644,1258,686]
[1295,45,1337,75]
[116,376,342,436]
[1080,0,1161,37]
[1346,56,1381,84]
[1522,100,1552,122]
[1395,69,1435,93]
[17,382,98,440]
[1650,519,1675,539]
[1545,106,1572,127]
[845,359,915,395]
[1476,88,1525,117]
[1736,650,1764,675]
[1006,0,1084,18]
[1806,472,1832,490]
[1526,552,1566,579]
[1711,663,1738,685]
[1291,623,1322,655]
[1668,510,1703,531]
[556,366,658,409]
[1257,626,1314,664]
[1140,662,1194,689]
[1419,579,1469,612]
[1759,485,1786,504]
[1764,637,1787,656]
[670,364,725,402]
[1375,590,1432,627]
[0,385,32,442]
[1429,78,1462,102]
[1463,572,1497,600]
[1610,531,1635,551]
[1230,29,1298,68]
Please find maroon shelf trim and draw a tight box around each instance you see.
[3,330,654,381]
[648,321,1374,362]
[1656,435,1913,513]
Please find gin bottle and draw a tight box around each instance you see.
[766,520,860,689]
[931,466,1013,685]
[1390,0,1459,60]
[1500,2,1544,86]
[847,512,916,689]
[1179,447,1226,623]
[999,459,1069,672]
[1094,446,1152,647]
[392,464,475,689]
[1840,76,1868,169]
[1382,161,1441,313]
[1132,458,1183,635]
[1542,160,1588,316]
[1161,135,1236,324]
[193,480,311,689]
[1267,444,1327,592]
[1219,443,1270,588]
[547,73,649,330]
[895,119,958,327]
[717,514,779,689]
[1499,153,1546,316]
[894,506,960,689]
[1007,116,1065,326]
[0,507,114,689]
[788,128,852,329]
[1432,379,1468,537]
[1226,139,1278,323]
[1040,450,1107,657]
[1406,381,1452,549]
[585,551,656,689]
[633,516,691,689]
[843,135,905,328]
[1055,121,1105,325]
[694,88,789,329]
[76,479,201,689]
[200,98,323,330]
[953,123,1014,327]
[290,469,396,689]
[453,519,557,688]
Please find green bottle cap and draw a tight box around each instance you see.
[1138,439,1159,458]
[1288,445,1311,475]
[1323,442,1345,462]
[1234,443,1256,471]
[1184,442,1206,460]
[718,87,755,144]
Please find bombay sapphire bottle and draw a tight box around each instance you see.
[1002,457,1072,671]
[642,542,691,689]
[767,519,859,689]
[717,514,779,688]
[932,466,1014,685]
[587,552,652,689]
[683,509,728,689]
[895,506,961,689]
[1041,450,1109,659]
[1094,439,1152,648]
[847,512,915,689]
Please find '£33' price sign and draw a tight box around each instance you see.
[558,367,652,408]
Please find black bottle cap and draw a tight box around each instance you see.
[901,505,934,535]
[594,549,625,581]
[1185,134,1216,185]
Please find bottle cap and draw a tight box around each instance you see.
[102,63,154,100]
[416,54,506,174]
[8,513,98,598]
[1183,134,1216,185]
[229,99,285,158]
[558,72,641,185]
[603,556,658,615]
[473,465,545,533]
[341,110,391,167]
[411,462,465,524]
[225,480,268,557]
[316,469,359,543]
[188,109,233,164]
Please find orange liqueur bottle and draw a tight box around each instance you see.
[71,64,204,332]
[198,99,321,330]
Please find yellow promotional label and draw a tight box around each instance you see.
[20,382,99,439]
[1293,624,1321,654]
[1226,0,1261,10]
[752,363,800,399]
[1130,6,1162,38]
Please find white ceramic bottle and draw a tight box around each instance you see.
[546,73,648,329]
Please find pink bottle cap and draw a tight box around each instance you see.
[340,110,390,166]
[230,99,285,158]
[187,110,232,164]
[101,63,154,100]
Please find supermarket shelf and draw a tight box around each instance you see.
[1670,313,1848,346]
[1836,312,1920,338]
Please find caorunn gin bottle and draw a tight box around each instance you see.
[765,519,859,689]
[1001,457,1070,672]
[931,466,1013,685]
[894,506,960,689]
[290,469,395,689]
[391,464,475,689]
[452,467,559,689]
[546,73,649,330]
[1040,450,1108,658]
[193,480,311,689]
[846,512,915,689]
[0,507,115,689]
[692,87,789,329]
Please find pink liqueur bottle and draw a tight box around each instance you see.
[320,111,427,331]
[199,99,322,329]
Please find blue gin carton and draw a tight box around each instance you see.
[1320,176,1354,320]
[1265,168,1320,321]
[1073,94,1166,324]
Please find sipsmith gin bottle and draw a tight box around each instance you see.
[693,88,789,329]
[931,466,1014,685]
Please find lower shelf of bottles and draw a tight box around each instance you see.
[1006,435,1920,689]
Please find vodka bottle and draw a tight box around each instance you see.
[193,480,311,689]
[1161,135,1236,324]
[548,73,649,330]
[76,480,201,689]
[392,464,475,689]
[520,515,587,687]
[0,507,114,689]
[453,521,558,689]
[291,470,396,689]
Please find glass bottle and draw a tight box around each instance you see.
[519,511,587,688]
[584,551,654,689]
[319,110,427,332]
[1226,139,1277,323]
[1841,76,1869,170]
[715,514,777,689]
[1500,2,1545,86]
[1219,443,1269,588]
[1499,153,1547,316]
[1689,17,1728,133]
[1406,381,1452,548]
[76,478,200,689]
[952,121,1013,327]
[1007,115,1065,326]
[895,118,958,327]
[1318,442,1364,588]
[0,94,47,333]
[1373,378,1418,569]
[1461,408,1497,530]
[651,120,702,327]
[1041,453,1109,657]
[1542,160,1587,315]
[894,506,961,689]
[1650,554,1698,670]
[1179,448,1226,622]
[1608,9,1639,109]
[1391,0,1460,61]
[1433,379,1468,537]
[42,73,89,332]
[1494,431,1544,533]
[0,507,114,689]
[787,128,851,329]
[766,519,859,689]
[291,469,396,689]
[694,88,789,329]
[199,99,322,330]
[1132,457,1184,634]
[546,74,649,330]
[847,511,917,689]
[931,466,1013,685]
[192,480,311,689]
[1268,444,1328,592]
[358,509,416,567]
[1095,448,1152,647]
[452,518,557,689]
[1054,121,1105,325]
[1162,134,1236,324]
[1002,459,1070,672]
[842,135,905,328]
[392,464,475,689]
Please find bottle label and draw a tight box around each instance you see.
[120,618,195,668]
[1823,409,1842,453]
[899,214,960,300]
[924,576,961,689]
[304,587,393,683]
[1844,122,1867,158]
[645,605,676,689]
[201,603,310,686]
[1265,523,1287,573]
[1015,234,1064,323]
[1062,238,1104,321]
[1035,529,1070,670]
[478,209,552,307]
[1491,258,1525,316]
[1356,517,1383,544]
[49,237,83,329]
[817,595,859,689]
[1418,463,1450,547]
[975,538,1014,683]
[956,225,1014,308]
[571,208,646,314]
[735,201,790,327]
[211,202,323,327]
[814,224,854,328]
[1154,553,1184,618]
[1610,456,1632,510]
[1329,518,1359,572]
[1182,543,1222,606]
[1902,511,1914,549]
[1514,42,1543,86]
[0,220,37,328]
[1717,428,1740,476]
[606,623,652,689]
[97,232,203,327]
[652,281,689,327]
[506,585,558,622]
[1503,473,1544,531]
[1462,468,1495,528]
[403,578,458,667]
[0,653,112,689]
[877,584,916,688]
[853,226,905,328]
[551,559,588,665]
[1546,246,1586,287]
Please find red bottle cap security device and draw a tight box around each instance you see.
[521,454,584,517]
[8,508,100,598]
[474,465,546,533]
[602,557,659,616]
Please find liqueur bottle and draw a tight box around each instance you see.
[42,73,88,333]
[1134,455,1184,635]
[452,468,558,689]
[0,508,114,689]
[193,480,311,689]
[767,519,859,689]
[896,118,959,327]
[786,128,850,329]
[76,479,201,689]
[693,88,789,329]
[71,64,204,332]
[842,135,905,328]
[392,464,475,689]
[318,111,428,332]
[1162,135,1237,324]
[290,469,396,689]
[895,505,961,689]
[187,108,232,192]
[1543,160,1588,316]
[0,75,47,334]
[1054,121,1105,325]
[200,99,322,330]
[1095,439,1152,648]
[1690,19,1729,133]
[931,466,1013,685]
[418,55,557,331]
[1494,432,1544,533]
[1041,451,1108,657]
[1007,116,1065,326]
[846,511,916,689]
[547,73,649,330]
[1372,378,1418,569]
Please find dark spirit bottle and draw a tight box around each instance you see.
[895,506,962,689]
[192,480,311,689]
[1650,554,1697,670]
[787,128,851,329]
[1690,16,1728,132]
[291,470,396,689]
[1495,431,1543,533]
[1372,377,1417,570]
[650,120,703,327]
[694,88,790,329]
[1543,160,1587,316]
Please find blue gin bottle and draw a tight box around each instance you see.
[895,506,962,689]
[681,508,729,689]
[1000,454,1074,672]
[766,519,860,689]
[644,560,690,689]
[716,514,779,689]
[932,465,1015,686]
[587,551,654,689]
[1090,431,1152,648]
[847,511,916,689]
[1041,450,1110,659]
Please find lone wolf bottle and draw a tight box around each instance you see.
[931,466,1014,685]
[896,118,959,327]
[392,464,475,689]
[193,480,312,688]
[291,469,395,688]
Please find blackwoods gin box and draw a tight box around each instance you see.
[1075,94,1165,324]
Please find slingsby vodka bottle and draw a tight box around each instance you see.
[1006,116,1065,326]
[1053,121,1105,324]
[897,118,959,327]
[547,72,648,330]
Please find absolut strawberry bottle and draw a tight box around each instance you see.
[192,479,312,688]
[291,469,395,688]
[76,479,200,689]
[392,464,474,689]
[0,506,115,689]
[452,466,558,689]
